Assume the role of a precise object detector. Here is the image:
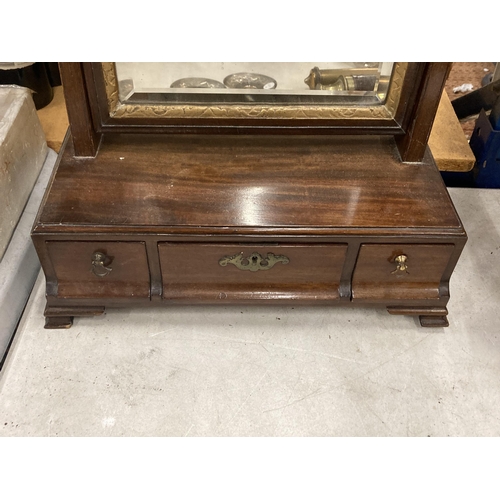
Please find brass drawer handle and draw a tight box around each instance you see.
[219,251,289,272]
[391,254,409,275]
[91,251,112,277]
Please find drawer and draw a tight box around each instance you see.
[351,244,455,301]
[158,243,347,301]
[46,241,150,299]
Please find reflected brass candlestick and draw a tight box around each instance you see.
[304,66,382,91]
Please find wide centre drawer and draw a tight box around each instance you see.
[351,244,455,301]
[158,243,347,301]
[46,241,150,299]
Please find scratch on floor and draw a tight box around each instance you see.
[149,327,180,337]
[286,334,432,408]
[364,403,392,433]
[266,342,370,364]
[344,392,369,437]
[262,388,323,413]
[338,334,432,387]
[220,367,270,430]
[184,424,194,437]
[482,330,498,348]
[450,411,465,421]
[195,332,369,364]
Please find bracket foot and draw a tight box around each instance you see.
[387,306,449,327]
[419,315,449,328]
[44,305,105,329]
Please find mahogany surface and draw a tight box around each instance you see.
[32,132,466,327]
[33,62,466,328]
[351,244,455,301]
[159,243,347,302]
[59,63,101,157]
[396,62,451,162]
[36,133,462,233]
[47,241,150,299]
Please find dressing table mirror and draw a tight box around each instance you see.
[32,62,466,328]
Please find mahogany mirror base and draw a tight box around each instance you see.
[33,133,466,329]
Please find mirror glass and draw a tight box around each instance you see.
[114,62,395,106]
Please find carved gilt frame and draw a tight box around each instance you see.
[99,62,408,121]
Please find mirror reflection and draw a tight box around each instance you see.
[114,63,394,105]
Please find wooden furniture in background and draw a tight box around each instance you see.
[428,91,475,172]
[35,86,68,153]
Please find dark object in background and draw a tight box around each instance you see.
[44,62,61,87]
[0,62,60,109]
[468,99,500,188]
[451,78,500,119]
[444,77,500,188]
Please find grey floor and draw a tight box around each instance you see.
[0,188,499,437]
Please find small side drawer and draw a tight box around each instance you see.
[159,243,347,301]
[351,244,455,301]
[46,241,150,299]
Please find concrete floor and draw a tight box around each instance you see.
[0,188,499,437]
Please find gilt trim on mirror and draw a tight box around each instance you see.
[101,62,407,121]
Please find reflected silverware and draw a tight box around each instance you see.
[223,73,277,90]
[170,78,226,89]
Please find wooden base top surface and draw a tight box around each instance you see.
[35,133,464,235]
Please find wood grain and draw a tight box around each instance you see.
[397,63,452,162]
[352,244,455,301]
[46,241,150,299]
[159,243,347,301]
[59,63,101,156]
[36,133,462,233]
[32,62,469,327]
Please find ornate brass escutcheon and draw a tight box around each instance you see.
[391,254,409,275]
[91,251,113,277]
[219,251,289,272]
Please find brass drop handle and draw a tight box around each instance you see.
[91,251,112,277]
[392,254,409,274]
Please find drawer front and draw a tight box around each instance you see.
[351,244,455,301]
[46,241,150,299]
[159,243,347,301]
